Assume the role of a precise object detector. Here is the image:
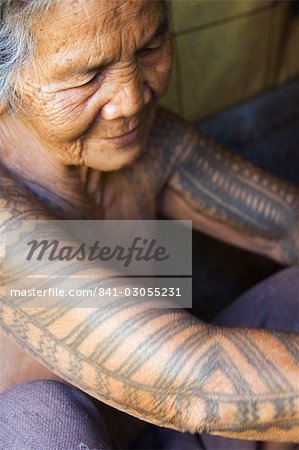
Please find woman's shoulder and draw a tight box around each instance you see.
[150,106,199,159]
[154,106,196,137]
[0,164,48,220]
[139,107,199,188]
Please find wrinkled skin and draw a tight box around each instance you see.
[0,0,172,406]
[0,0,172,182]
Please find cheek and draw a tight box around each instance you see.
[22,86,100,142]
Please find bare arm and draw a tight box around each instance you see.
[159,115,299,265]
[2,294,299,441]
[1,167,299,442]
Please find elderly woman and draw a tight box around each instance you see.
[0,0,299,449]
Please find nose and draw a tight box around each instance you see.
[101,72,152,120]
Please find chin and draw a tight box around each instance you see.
[82,140,143,172]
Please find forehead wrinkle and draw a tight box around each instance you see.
[62,0,140,28]
[48,2,138,51]
[32,0,166,80]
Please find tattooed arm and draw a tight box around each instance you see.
[0,168,299,442]
[159,111,299,265]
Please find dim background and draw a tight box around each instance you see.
[162,0,298,120]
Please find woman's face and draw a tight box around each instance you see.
[17,0,172,171]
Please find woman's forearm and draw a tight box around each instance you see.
[159,109,299,266]
[1,295,299,442]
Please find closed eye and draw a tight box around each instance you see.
[69,72,103,89]
[81,72,102,86]
[138,40,166,58]
[139,44,161,55]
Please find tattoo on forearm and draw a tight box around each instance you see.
[168,131,299,259]
[1,297,299,440]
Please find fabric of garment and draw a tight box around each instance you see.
[1,267,298,450]
[0,380,113,450]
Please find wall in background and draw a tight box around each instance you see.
[160,0,299,121]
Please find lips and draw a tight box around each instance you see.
[103,126,140,146]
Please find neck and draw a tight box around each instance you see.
[0,113,102,219]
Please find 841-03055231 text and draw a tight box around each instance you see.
[4,220,192,306]
[9,286,183,298]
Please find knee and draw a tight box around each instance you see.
[0,380,112,450]
[251,267,299,329]
[214,267,299,332]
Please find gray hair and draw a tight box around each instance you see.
[0,0,55,109]
[0,0,170,110]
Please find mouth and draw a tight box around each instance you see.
[103,126,141,146]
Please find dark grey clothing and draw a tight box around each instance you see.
[0,380,113,450]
